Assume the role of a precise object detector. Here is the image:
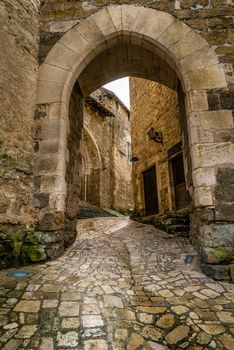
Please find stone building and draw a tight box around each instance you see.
[0,0,234,280]
[130,78,191,234]
[81,88,133,212]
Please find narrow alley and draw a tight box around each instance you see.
[0,217,233,350]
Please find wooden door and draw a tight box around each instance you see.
[143,166,159,216]
[172,154,189,209]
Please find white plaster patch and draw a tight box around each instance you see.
[82,1,97,11]
[50,20,80,33]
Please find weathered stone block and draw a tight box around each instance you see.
[133,7,174,39]
[216,167,234,185]
[33,193,49,208]
[45,241,64,259]
[201,264,231,281]
[38,212,65,231]
[91,7,116,37]
[214,129,234,143]
[180,45,218,73]
[34,104,49,120]
[50,19,79,33]
[170,30,207,61]
[37,230,64,245]
[157,17,191,49]
[201,224,234,248]
[207,93,220,111]
[39,140,60,155]
[21,233,47,263]
[201,247,234,264]
[37,157,58,173]
[215,185,234,202]
[188,64,227,90]
[193,168,216,188]
[37,80,65,104]
[190,143,234,169]
[107,6,122,32]
[187,89,208,113]
[189,126,213,145]
[39,63,69,85]
[194,187,213,207]
[215,203,234,221]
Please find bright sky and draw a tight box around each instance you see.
[104,77,130,109]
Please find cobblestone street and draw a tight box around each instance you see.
[0,217,234,350]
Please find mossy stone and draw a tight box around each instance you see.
[21,233,46,263]
[202,247,234,264]
[0,153,31,174]
[214,248,233,260]
[11,230,25,258]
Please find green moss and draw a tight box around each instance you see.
[11,230,25,258]
[21,233,46,263]
[22,245,46,262]
[213,248,234,261]
[0,153,31,174]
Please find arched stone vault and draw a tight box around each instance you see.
[83,126,102,170]
[35,5,234,279]
[37,5,227,209]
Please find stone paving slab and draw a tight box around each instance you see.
[0,217,233,349]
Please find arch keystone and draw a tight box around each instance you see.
[91,7,116,38]
[121,5,141,32]
[106,6,122,32]
[132,7,174,39]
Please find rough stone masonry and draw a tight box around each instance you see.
[0,1,233,281]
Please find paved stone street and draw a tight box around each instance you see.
[0,217,233,350]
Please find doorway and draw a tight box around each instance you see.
[143,165,159,216]
[171,154,190,210]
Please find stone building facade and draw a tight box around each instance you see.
[0,0,234,280]
[81,88,133,212]
[130,78,190,229]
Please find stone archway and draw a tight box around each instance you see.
[35,5,233,279]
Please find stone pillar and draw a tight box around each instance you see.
[187,91,234,281]
[0,0,41,267]
[32,84,84,261]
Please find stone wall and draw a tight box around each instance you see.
[81,129,101,206]
[65,84,84,245]
[0,0,40,267]
[39,0,234,76]
[83,88,133,212]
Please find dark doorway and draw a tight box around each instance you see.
[143,165,159,215]
[171,154,190,209]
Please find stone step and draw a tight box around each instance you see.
[78,202,121,219]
